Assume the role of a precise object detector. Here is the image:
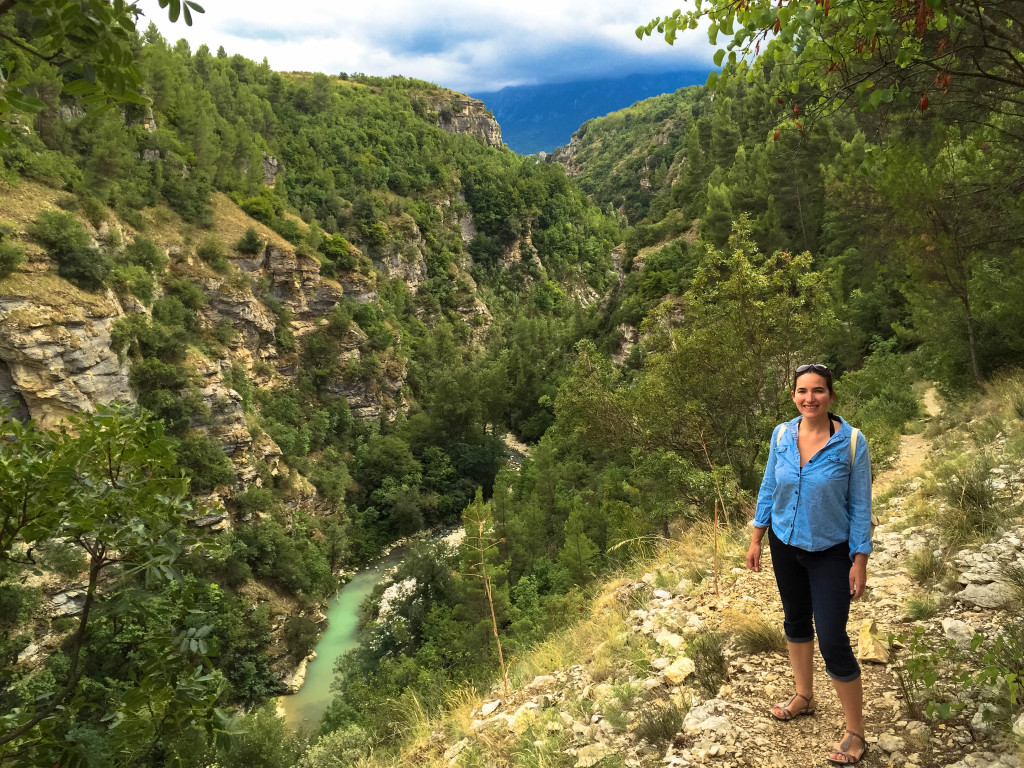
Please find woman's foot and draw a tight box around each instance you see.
[770,692,815,721]
[827,730,867,764]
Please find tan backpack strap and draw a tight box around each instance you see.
[776,424,787,446]
[850,427,859,468]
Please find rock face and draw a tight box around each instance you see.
[552,131,582,176]
[372,214,428,291]
[438,95,503,148]
[0,285,133,428]
[262,154,280,186]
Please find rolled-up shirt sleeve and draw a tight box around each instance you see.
[753,425,781,529]
[847,433,873,558]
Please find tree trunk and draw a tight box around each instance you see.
[961,295,983,387]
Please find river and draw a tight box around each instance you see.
[277,554,400,729]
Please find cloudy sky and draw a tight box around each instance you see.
[147,0,714,93]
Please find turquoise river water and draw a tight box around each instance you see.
[278,554,400,729]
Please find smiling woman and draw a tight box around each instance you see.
[747,363,874,765]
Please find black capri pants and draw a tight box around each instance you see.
[768,526,861,682]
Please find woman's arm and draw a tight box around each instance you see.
[747,525,767,572]
[847,431,873,559]
[849,553,868,599]
[749,425,781,572]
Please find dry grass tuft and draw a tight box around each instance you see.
[725,610,786,654]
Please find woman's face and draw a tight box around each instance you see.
[791,372,835,418]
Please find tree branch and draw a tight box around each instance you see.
[0,554,103,748]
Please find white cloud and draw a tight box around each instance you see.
[145,0,714,92]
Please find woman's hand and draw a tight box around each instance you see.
[849,556,868,599]
[746,540,763,572]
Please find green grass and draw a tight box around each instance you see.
[689,630,727,697]
[904,593,940,621]
[906,546,946,585]
[635,701,685,748]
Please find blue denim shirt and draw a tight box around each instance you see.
[754,415,873,560]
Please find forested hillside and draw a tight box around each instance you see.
[1,2,1023,767]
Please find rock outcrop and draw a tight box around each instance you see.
[0,280,133,428]
[437,95,503,148]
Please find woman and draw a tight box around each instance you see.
[746,363,872,765]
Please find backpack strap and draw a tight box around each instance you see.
[776,424,787,446]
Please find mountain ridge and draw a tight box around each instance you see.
[471,70,709,154]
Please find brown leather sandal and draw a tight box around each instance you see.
[826,729,868,764]
[770,692,816,721]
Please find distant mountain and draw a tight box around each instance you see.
[471,70,709,155]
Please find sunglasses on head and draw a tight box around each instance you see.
[795,363,830,375]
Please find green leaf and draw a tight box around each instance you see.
[713,49,726,67]
[706,70,720,88]
[708,23,719,45]
[4,91,46,113]
[63,79,98,95]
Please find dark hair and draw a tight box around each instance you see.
[792,363,835,394]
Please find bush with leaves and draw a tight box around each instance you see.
[177,433,236,492]
[236,227,264,255]
[196,235,229,272]
[123,236,168,273]
[27,210,109,291]
[0,405,234,765]
[0,223,25,280]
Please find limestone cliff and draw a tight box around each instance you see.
[0,275,133,429]
[437,95,503,149]
[0,187,408,479]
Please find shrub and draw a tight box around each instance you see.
[239,191,278,224]
[27,210,109,291]
[270,217,304,245]
[196,235,229,272]
[107,265,154,304]
[77,194,107,228]
[236,227,264,254]
[211,318,238,346]
[177,433,236,493]
[164,277,209,310]
[123,235,168,273]
[283,616,319,661]
[233,485,273,514]
[0,234,24,280]
[152,296,200,337]
[137,387,195,438]
[223,364,255,410]
[112,314,189,363]
[161,164,213,226]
